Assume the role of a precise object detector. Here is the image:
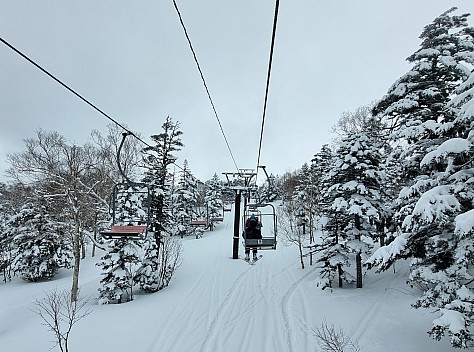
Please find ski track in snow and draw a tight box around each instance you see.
[350,265,409,343]
[198,266,253,352]
[197,250,320,352]
[280,265,319,352]
[146,248,234,352]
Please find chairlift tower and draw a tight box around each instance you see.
[223,170,257,259]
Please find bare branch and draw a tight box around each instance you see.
[312,320,361,352]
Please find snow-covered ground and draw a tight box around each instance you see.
[2,210,457,351]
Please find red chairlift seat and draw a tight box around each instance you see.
[100,225,147,240]
[190,220,208,227]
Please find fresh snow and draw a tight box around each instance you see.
[421,138,470,166]
[1,210,460,351]
[367,232,410,268]
[407,185,460,225]
[455,209,474,236]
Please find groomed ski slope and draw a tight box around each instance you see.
[2,207,457,352]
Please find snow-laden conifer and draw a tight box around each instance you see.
[369,26,474,346]
[172,160,198,237]
[373,7,474,184]
[10,201,72,282]
[318,128,384,289]
[205,173,224,230]
[311,144,335,218]
[138,117,184,291]
[97,238,141,304]
[142,116,184,238]
[259,173,281,202]
[0,191,14,282]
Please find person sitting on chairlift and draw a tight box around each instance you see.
[244,215,262,261]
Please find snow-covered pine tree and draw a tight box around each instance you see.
[318,129,384,289]
[6,129,124,301]
[311,144,335,219]
[305,145,335,266]
[417,75,474,348]
[134,232,161,292]
[142,116,184,239]
[97,238,141,304]
[0,193,13,282]
[367,10,474,347]
[10,199,72,282]
[371,66,474,348]
[369,7,474,263]
[377,143,404,246]
[172,160,198,237]
[259,173,281,202]
[373,7,473,185]
[293,163,314,238]
[373,8,474,260]
[139,117,184,291]
[134,229,182,293]
[205,173,223,230]
[0,183,34,282]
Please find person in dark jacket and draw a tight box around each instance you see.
[244,215,262,260]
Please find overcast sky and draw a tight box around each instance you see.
[1,1,474,183]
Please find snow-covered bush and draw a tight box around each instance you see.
[10,203,72,282]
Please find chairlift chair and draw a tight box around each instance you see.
[190,219,208,227]
[100,182,151,240]
[100,132,153,240]
[242,203,277,250]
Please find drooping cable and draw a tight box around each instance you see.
[171,0,240,174]
[0,36,204,185]
[256,0,280,180]
[0,36,151,148]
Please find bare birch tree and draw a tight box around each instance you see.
[33,288,91,352]
[7,130,114,301]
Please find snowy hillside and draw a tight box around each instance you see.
[1,210,457,352]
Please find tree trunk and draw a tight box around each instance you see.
[92,222,97,258]
[71,210,81,302]
[378,218,385,246]
[309,214,314,266]
[299,239,305,269]
[337,264,343,288]
[356,253,362,288]
[81,234,86,259]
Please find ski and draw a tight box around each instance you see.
[243,255,262,265]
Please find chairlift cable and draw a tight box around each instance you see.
[0,36,203,185]
[0,36,151,148]
[256,0,280,183]
[171,0,241,175]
